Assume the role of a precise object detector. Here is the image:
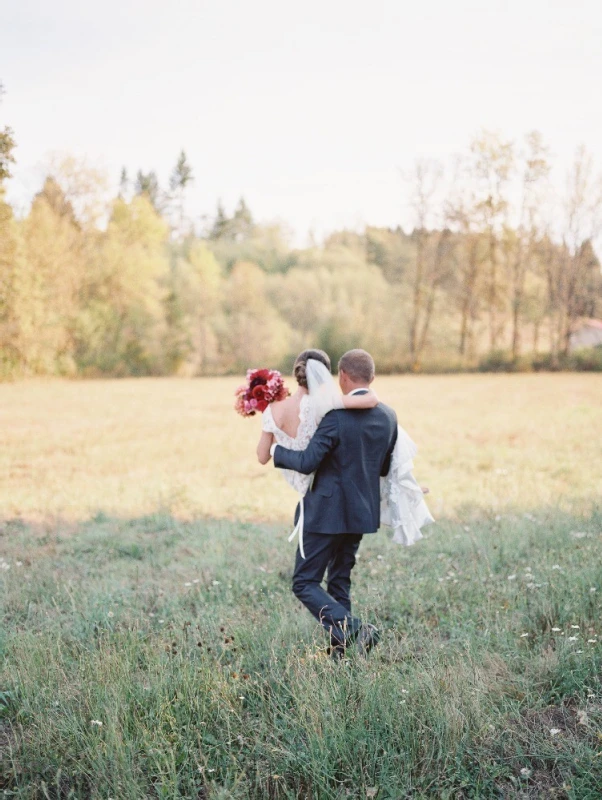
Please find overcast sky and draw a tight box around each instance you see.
[2,0,601,242]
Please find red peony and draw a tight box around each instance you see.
[234,368,290,417]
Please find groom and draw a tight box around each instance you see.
[271,349,398,657]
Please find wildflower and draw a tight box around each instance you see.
[588,639,597,643]
[159,619,165,624]
[212,581,220,586]
[551,627,561,632]
[238,695,245,700]
[590,587,597,593]
[576,650,583,654]
[520,768,532,779]
[90,719,103,727]
[550,728,561,736]
[377,555,384,561]
[16,561,23,566]
[193,579,200,584]
[184,582,192,587]
[552,565,561,570]
[507,574,517,581]
[568,636,578,641]
[571,625,580,629]
[520,633,529,638]
[107,611,114,618]
[401,689,409,694]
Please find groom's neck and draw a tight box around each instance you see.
[345,382,370,395]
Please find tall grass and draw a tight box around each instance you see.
[2,507,602,798]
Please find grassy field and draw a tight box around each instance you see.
[1,374,601,522]
[1,374,602,798]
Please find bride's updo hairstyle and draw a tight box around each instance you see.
[293,349,331,388]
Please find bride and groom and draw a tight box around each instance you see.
[256,348,433,659]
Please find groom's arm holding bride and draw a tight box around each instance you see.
[271,413,340,475]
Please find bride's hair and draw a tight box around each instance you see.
[293,349,331,388]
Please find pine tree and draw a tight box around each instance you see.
[231,196,254,241]
[134,170,162,213]
[118,167,129,199]
[209,201,229,240]
[169,150,194,237]
[0,82,16,185]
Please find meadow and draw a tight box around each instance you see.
[1,374,602,798]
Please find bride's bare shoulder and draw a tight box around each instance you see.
[271,395,299,420]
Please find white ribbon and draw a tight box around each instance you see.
[288,496,305,559]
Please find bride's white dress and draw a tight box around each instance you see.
[262,360,434,555]
[261,394,317,497]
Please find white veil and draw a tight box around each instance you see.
[305,358,344,424]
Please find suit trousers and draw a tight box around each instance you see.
[292,530,363,646]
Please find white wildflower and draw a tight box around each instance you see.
[551,565,561,570]
[107,611,114,618]
[590,587,597,593]
[508,574,517,581]
[212,581,220,586]
[568,636,578,641]
[90,719,103,727]
[520,768,532,779]
[549,728,561,736]
[551,627,562,632]
[571,625,580,629]
[184,582,192,587]
[520,632,529,638]
[588,639,597,643]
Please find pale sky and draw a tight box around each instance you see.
[2,0,601,242]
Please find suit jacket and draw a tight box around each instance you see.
[273,396,398,534]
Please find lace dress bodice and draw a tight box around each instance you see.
[262,394,318,496]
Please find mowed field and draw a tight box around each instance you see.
[2,374,602,798]
[1,374,601,522]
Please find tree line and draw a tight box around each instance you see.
[1,84,602,379]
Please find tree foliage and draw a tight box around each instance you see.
[1,126,601,378]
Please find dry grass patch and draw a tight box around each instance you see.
[1,373,600,522]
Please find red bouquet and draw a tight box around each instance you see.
[234,368,290,417]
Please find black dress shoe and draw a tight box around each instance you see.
[356,624,380,657]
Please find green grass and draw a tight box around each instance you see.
[2,507,602,798]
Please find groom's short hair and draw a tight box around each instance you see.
[338,349,375,383]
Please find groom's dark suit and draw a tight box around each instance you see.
[273,392,398,647]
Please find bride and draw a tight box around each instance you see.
[257,348,433,557]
